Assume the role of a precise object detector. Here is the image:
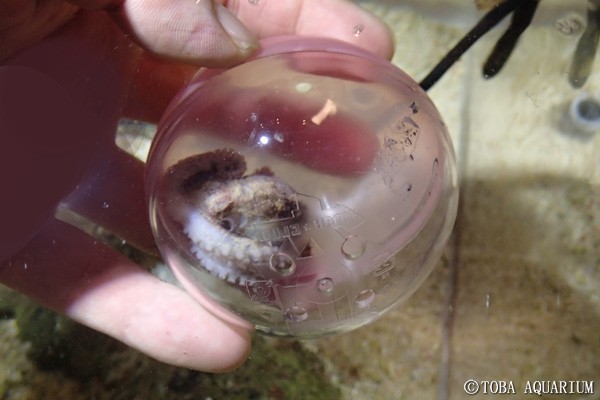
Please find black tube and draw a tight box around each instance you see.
[419,0,520,91]
[569,0,600,88]
[482,0,540,78]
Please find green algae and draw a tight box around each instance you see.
[187,338,342,400]
[0,291,340,400]
[14,302,120,380]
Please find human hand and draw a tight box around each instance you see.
[0,0,393,372]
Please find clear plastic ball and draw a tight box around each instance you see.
[145,37,459,338]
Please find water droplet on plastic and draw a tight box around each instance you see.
[351,87,377,106]
[102,201,110,209]
[400,116,419,131]
[316,277,335,294]
[284,305,308,322]
[269,252,295,276]
[274,132,284,143]
[23,262,28,270]
[409,101,419,114]
[382,174,393,187]
[385,177,413,196]
[383,136,398,150]
[248,0,259,5]
[352,24,364,37]
[341,235,365,259]
[354,289,375,308]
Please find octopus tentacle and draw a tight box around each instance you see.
[165,149,246,195]
[164,149,301,285]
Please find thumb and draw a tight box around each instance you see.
[112,0,258,66]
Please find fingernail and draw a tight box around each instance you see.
[214,3,258,52]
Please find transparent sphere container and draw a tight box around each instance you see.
[145,36,459,338]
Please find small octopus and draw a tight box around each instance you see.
[163,149,301,284]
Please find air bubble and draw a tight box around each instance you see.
[102,201,110,209]
[341,235,365,259]
[352,24,364,37]
[354,289,375,308]
[269,252,296,276]
[316,277,335,294]
[284,305,308,322]
[274,132,284,143]
[248,0,259,5]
